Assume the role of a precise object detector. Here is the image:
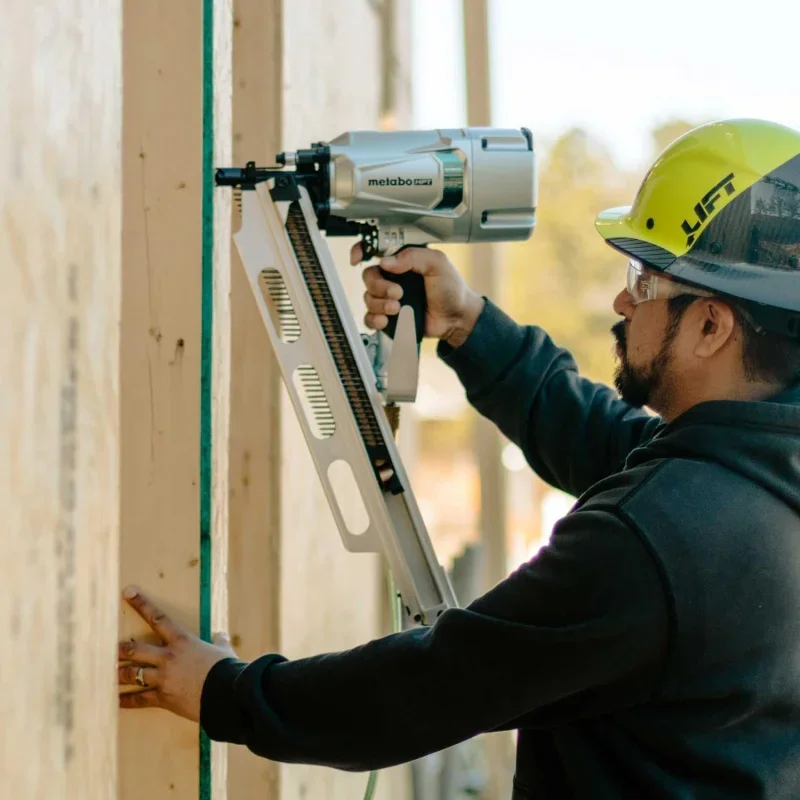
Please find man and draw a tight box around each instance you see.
[119,119,800,797]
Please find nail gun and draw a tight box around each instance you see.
[215,127,537,627]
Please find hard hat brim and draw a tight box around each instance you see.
[594,205,633,238]
[595,206,678,270]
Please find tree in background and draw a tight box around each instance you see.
[501,119,699,384]
[650,119,701,159]
[501,127,634,382]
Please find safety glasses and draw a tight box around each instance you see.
[626,259,714,305]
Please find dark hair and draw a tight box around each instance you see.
[666,295,800,387]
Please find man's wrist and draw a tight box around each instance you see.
[442,292,485,349]
[200,657,249,743]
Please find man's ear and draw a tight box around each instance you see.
[694,300,737,358]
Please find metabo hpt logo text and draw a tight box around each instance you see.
[681,173,736,246]
[367,177,433,187]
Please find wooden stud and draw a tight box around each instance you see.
[119,1,231,797]
[227,0,283,796]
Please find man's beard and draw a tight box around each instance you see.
[611,319,678,409]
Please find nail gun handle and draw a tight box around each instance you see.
[379,247,427,348]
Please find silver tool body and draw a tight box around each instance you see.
[323,127,537,253]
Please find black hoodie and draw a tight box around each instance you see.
[201,300,800,798]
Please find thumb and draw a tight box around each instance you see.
[212,631,232,649]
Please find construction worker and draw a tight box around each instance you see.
[119,119,800,798]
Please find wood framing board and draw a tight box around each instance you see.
[208,0,234,794]
[226,0,283,796]
[119,1,231,797]
[278,1,413,797]
[0,1,122,798]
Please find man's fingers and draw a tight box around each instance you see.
[118,664,161,688]
[119,690,161,710]
[360,246,446,276]
[118,639,165,666]
[361,267,404,300]
[122,586,184,643]
[361,265,379,286]
[364,313,388,331]
[380,247,442,277]
[363,292,400,316]
[350,242,364,265]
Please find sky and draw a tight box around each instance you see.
[410,0,800,172]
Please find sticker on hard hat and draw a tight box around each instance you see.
[681,173,737,246]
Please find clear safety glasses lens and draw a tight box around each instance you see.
[626,258,715,305]
[626,259,649,303]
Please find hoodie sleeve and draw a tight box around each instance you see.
[437,299,662,497]
[199,508,669,771]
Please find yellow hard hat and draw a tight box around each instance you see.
[596,118,800,338]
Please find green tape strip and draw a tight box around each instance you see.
[200,0,214,794]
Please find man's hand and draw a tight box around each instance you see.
[352,243,484,348]
[118,586,238,722]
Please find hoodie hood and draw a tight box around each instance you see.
[626,383,800,514]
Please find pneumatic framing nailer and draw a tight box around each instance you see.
[215,128,537,627]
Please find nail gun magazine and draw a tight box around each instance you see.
[215,127,537,627]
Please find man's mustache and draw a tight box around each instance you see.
[611,320,627,351]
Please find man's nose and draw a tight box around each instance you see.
[613,287,634,318]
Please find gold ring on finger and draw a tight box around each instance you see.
[135,666,148,688]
